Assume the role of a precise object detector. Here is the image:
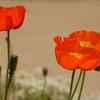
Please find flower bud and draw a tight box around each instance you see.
[9,54,18,75]
[95,65,100,71]
[43,67,48,76]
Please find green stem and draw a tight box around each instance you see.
[4,31,10,100]
[42,76,46,100]
[0,66,1,85]
[12,79,16,100]
[0,66,3,100]
[68,70,75,100]
[5,75,12,100]
[70,70,83,100]
[78,71,86,100]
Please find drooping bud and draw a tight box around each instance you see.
[95,65,100,71]
[43,67,48,77]
[9,54,18,75]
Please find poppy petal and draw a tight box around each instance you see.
[7,6,26,29]
[55,49,79,70]
[54,36,81,53]
[53,36,62,47]
[79,54,100,71]
[0,6,26,31]
[69,30,87,41]
[0,10,13,31]
[69,30,100,49]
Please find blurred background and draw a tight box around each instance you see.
[0,0,100,96]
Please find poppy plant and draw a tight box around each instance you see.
[0,6,26,31]
[54,36,100,71]
[1,6,26,100]
[69,30,100,51]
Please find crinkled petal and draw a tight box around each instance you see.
[54,36,81,53]
[55,48,79,70]
[95,40,100,51]
[53,36,62,47]
[69,30,87,41]
[69,30,100,48]
[79,54,100,71]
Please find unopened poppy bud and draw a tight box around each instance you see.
[9,54,18,75]
[95,65,100,71]
[43,67,48,76]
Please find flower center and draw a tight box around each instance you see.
[80,41,94,48]
[70,52,83,59]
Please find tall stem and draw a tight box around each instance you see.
[4,31,10,100]
[0,66,3,100]
[42,76,46,100]
[12,79,16,100]
[78,71,86,100]
[70,70,82,100]
[68,70,75,100]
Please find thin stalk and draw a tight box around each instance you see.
[0,66,3,100]
[78,71,86,100]
[0,66,1,80]
[42,76,46,100]
[0,65,1,81]
[12,79,16,100]
[68,70,75,100]
[70,70,83,100]
[6,75,13,96]
[4,31,10,100]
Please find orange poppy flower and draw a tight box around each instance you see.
[69,30,100,51]
[0,6,26,31]
[54,36,100,71]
